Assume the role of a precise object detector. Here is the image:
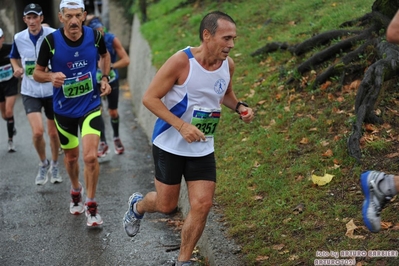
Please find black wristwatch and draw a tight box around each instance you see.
[101,74,110,82]
[235,101,248,114]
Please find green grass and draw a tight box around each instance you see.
[132,0,399,265]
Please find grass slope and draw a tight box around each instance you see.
[136,0,399,265]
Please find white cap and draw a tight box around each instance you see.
[0,28,3,38]
[59,0,85,10]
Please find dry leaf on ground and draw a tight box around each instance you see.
[345,219,365,239]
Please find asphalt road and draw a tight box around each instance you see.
[0,82,187,266]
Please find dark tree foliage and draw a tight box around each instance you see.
[251,0,399,163]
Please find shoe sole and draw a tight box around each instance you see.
[36,175,49,185]
[71,209,85,215]
[86,218,104,226]
[360,171,378,233]
[51,178,63,184]
[87,220,104,227]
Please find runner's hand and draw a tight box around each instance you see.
[179,122,206,143]
[51,72,66,88]
[100,81,111,97]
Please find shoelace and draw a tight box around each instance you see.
[376,196,392,216]
[52,167,59,177]
[71,192,81,206]
[87,204,97,217]
[99,143,107,152]
[115,139,122,148]
[370,185,391,216]
[39,166,48,178]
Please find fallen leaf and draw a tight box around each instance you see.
[380,221,393,230]
[320,81,331,91]
[256,255,269,261]
[333,135,341,141]
[253,195,263,201]
[322,149,333,157]
[272,244,285,251]
[386,153,399,158]
[312,172,334,186]
[336,96,344,102]
[283,217,292,224]
[365,123,376,132]
[300,138,309,144]
[345,219,365,239]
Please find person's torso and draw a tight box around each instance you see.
[0,44,14,83]
[50,27,101,118]
[14,27,55,97]
[96,32,118,83]
[152,46,230,157]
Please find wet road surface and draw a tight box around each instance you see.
[0,82,187,266]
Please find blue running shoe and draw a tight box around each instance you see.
[360,171,392,233]
[123,192,144,237]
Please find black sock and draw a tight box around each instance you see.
[6,117,14,139]
[99,116,106,143]
[111,116,119,138]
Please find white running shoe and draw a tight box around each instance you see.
[8,140,16,153]
[123,192,144,237]
[97,141,110,158]
[35,160,50,185]
[85,202,103,226]
[50,163,63,183]
[70,186,84,215]
[114,137,125,154]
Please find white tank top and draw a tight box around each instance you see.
[152,46,230,157]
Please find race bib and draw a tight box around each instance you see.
[190,106,221,138]
[0,64,13,82]
[62,72,94,98]
[24,59,36,79]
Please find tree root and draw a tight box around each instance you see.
[250,7,399,163]
[348,40,399,161]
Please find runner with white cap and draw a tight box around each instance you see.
[33,0,112,227]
